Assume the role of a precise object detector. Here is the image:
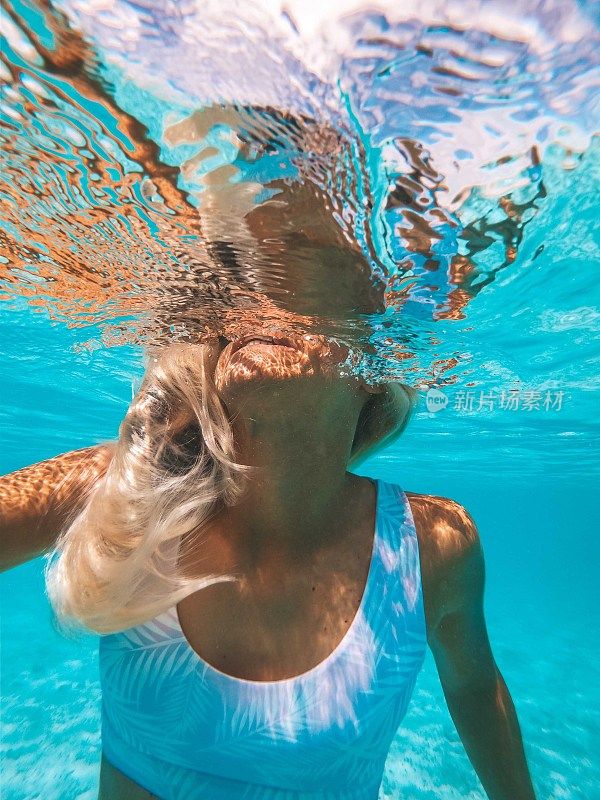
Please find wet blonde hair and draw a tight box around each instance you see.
[45,343,416,634]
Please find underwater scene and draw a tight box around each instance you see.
[1,1,599,798]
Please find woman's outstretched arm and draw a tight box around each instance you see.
[0,444,115,572]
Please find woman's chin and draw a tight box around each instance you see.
[216,345,312,387]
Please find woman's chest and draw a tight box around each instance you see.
[176,560,370,682]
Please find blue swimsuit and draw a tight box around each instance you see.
[99,479,426,799]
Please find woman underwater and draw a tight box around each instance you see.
[0,104,538,800]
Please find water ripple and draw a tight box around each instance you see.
[0,0,598,466]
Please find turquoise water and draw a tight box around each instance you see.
[1,305,599,799]
[2,1,599,798]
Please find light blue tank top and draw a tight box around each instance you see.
[99,479,427,799]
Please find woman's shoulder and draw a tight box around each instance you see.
[403,491,485,633]
[403,490,481,583]
[404,491,477,538]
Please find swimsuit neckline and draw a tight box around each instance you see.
[173,478,381,687]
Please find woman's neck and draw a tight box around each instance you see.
[218,401,364,569]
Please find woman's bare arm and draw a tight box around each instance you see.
[0,444,115,572]
[410,494,537,800]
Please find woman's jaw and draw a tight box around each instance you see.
[210,331,371,447]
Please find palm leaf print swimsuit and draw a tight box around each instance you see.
[99,479,427,799]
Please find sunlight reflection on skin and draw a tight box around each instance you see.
[0,446,115,568]
[228,614,378,739]
[213,333,352,396]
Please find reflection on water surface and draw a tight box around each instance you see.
[1,0,598,470]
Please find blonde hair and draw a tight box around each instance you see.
[45,343,416,634]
